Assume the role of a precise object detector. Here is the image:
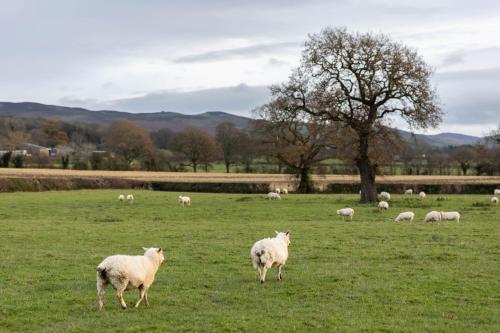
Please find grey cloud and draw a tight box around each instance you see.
[439,48,500,69]
[267,58,289,67]
[436,68,500,81]
[173,42,301,63]
[434,68,500,125]
[106,84,271,116]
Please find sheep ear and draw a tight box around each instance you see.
[142,247,148,251]
[285,231,290,236]
[275,230,279,235]
[157,247,162,253]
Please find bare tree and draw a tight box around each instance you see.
[172,127,217,172]
[104,119,153,167]
[255,106,336,192]
[450,146,476,175]
[238,128,260,173]
[215,122,243,173]
[266,27,442,202]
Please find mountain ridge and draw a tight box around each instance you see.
[0,102,481,147]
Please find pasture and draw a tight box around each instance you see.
[0,190,499,332]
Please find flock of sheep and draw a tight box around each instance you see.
[97,187,499,310]
[337,188,499,223]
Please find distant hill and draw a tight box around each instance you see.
[0,102,250,134]
[398,130,480,148]
[0,102,481,146]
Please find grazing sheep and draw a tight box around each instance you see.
[178,195,191,206]
[494,189,500,195]
[282,188,288,195]
[419,191,426,199]
[492,197,498,205]
[118,194,125,202]
[96,247,165,310]
[423,211,441,223]
[337,208,354,221]
[404,189,413,195]
[440,211,461,223]
[394,211,415,222]
[126,194,134,203]
[250,231,290,283]
[378,191,391,201]
[378,201,389,210]
[275,188,281,194]
[267,192,281,200]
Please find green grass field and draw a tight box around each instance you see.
[1,190,499,332]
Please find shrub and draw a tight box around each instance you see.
[12,155,24,168]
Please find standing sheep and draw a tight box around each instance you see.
[275,188,281,194]
[378,201,389,210]
[378,191,391,201]
[178,195,191,206]
[423,211,441,223]
[118,194,125,202]
[440,211,461,223]
[419,191,426,199]
[250,231,290,283]
[282,188,288,195]
[267,192,281,200]
[394,211,415,222]
[337,208,354,221]
[96,247,165,310]
[494,189,500,196]
[404,189,413,195]
[126,194,134,204]
[492,197,499,205]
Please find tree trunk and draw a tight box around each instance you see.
[225,162,230,173]
[297,167,313,193]
[192,162,197,172]
[356,134,377,203]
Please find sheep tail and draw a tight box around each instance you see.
[96,266,107,281]
[256,250,267,265]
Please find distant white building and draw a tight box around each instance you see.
[0,149,28,156]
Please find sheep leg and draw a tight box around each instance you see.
[277,265,283,281]
[257,267,262,281]
[143,291,149,307]
[115,283,128,309]
[134,286,146,308]
[116,291,127,309]
[97,279,106,311]
[260,266,268,284]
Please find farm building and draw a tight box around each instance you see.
[19,143,51,157]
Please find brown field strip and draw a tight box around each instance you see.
[0,169,499,185]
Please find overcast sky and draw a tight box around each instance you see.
[1,0,499,136]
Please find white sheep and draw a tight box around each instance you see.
[178,195,191,206]
[419,191,426,199]
[440,211,461,223]
[337,208,354,221]
[126,194,134,203]
[96,247,165,310]
[423,211,441,223]
[404,189,413,195]
[275,188,281,194]
[394,211,415,222]
[494,189,500,195]
[378,201,389,210]
[492,197,498,205]
[118,194,125,202]
[282,188,288,195]
[267,192,281,200]
[250,231,290,283]
[378,191,391,201]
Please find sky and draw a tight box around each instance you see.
[1,0,499,136]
